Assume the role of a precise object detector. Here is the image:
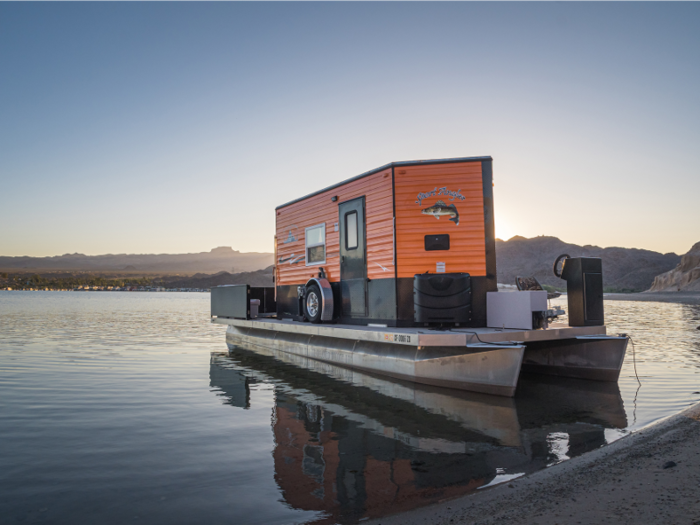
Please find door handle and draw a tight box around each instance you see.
[341,256,345,263]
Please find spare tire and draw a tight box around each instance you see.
[304,284,323,323]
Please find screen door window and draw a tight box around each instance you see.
[345,212,358,250]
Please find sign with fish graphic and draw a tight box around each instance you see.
[416,186,462,226]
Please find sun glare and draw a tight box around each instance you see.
[494,218,516,242]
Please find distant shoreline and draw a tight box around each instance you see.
[604,291,700,305]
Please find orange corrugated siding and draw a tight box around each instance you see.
[276,169,394,286]
[394,161,486,278]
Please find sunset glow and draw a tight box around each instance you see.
[0,3,698,257]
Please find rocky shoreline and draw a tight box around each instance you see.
[649,241,700,292]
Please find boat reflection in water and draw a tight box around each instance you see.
[210,345,627,523]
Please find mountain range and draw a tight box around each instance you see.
[0,247,274,275]
[176,237,681,292]
[2,237,694,293]
[496,236,682,292]
[163,267,274,289]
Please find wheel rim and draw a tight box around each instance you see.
[306,291,320,318]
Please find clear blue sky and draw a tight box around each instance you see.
[1,2,698,257]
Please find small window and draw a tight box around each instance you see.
[345,212,358,250]
[305,223,326,265]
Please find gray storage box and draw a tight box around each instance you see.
[211,285,250,319]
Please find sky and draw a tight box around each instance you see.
[1,3,698,257]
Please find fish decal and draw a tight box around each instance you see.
[421,200,459,225]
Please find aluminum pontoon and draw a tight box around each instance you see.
[212,317,627,397]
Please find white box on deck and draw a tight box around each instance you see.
[487,291,548,330]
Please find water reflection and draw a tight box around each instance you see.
[210,348,627,523]
[2,293,698,525]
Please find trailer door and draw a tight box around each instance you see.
[339,197,367,317]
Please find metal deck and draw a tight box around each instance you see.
[212,317,627,397]
[211,317,608,346]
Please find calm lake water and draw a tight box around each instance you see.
[1,291,699,524]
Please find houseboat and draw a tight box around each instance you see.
[211,156,628,396]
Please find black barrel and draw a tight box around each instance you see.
[414,273,471,325]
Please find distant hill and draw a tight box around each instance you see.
[163,267,274,289]
[496,236,681,292]
[2,238,684,293]
[648,242,700,292]
[0,247,273,275]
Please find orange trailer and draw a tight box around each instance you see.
[274,156,497,327]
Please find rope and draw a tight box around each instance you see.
[463,331,522,346]
[618,333,641,425]
[629,335,641,386]
[617,332,641,385]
